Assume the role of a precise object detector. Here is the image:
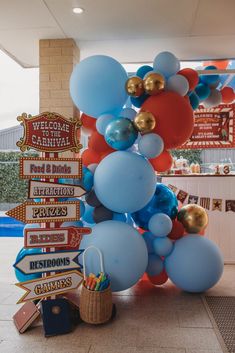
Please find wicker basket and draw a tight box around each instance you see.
[79,246,113,324]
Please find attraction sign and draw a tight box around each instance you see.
[28,180,86,199]
[16,112,82,153]
[6,201,80,224]
[24,226,91,248]
[20,157,82,180]
[16,270,83,304]
[14,250,83,275]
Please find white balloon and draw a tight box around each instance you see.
[166,74,189,96]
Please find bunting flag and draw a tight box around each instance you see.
[177,190,188,204]
[188,195,199,204]
[200,197,211,210]
[212,199,223,212]
[225,200,235,212]
[168,184,178,193]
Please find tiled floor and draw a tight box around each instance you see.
[0,237,234,353]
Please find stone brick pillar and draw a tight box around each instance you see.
[39,39,80,117]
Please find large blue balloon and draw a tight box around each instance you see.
[80,221,148,291]
[94,151,156,213]
[165,235,224,292]
[132,183,178,230]
[70,55,128,118]
[153,51,180,78]
[105,118,138,150]
[14,246,42,282]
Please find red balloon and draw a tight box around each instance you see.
[203,60,229,70]
[81,113,96,132]
[81,148,101,166]
[221,87,234,103]
[88,131,115,154]
[178,68,199,91]
[147,269,168,285]
[149,150,173,172]
[141,91,194,149]
[168,219,185,240]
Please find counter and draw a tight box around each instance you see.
[161,174,235,263]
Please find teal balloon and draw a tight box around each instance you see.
[105,118,138,150]
[94,151,156,213]
[188,91,200,110]
[14,246,42,282]
[130,93,149,108]
[195,83,211,100]
[96,114,116,135]
[112,212,127,222]
[146,254,164,276]
[136,65,153,79]
[70,55,128,118]
[131,183,178,230]
[149,213,172,237]
[80,221,148,291]
[153,237,173,257]
[165,235,224,292]
[200,65,219,85]
[153,51,180,78]
[82,204,95,224]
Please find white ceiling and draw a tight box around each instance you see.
[0,0,235,67]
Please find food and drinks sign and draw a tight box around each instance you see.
[7,111,90,303]
[180,104,235,149]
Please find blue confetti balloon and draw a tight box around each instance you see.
[96,114,117,135]
[148,213,173,237]
[153,237,173,257]
[188,91,200,110]
[80,220,148,291]
[14,246,42,282]
[136,65,153,79]
[146,254,164,276]
[200,65,219,85]
[153,51,180,78]
[138,133,164,159]
[195,83,211,100]
[94,151,156,213]
[165,235,224,292]
[132,183,178,230]
[105,118,138,150]
[70,55,128,118]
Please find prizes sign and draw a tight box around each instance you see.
[16,112,82,153]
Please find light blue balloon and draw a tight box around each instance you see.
[143,231,155,253]
[148,213,173,237]
[138,133,164,159]
[153,237,173,257]
[165,235,224,292]
[70,55,128,118]
[105,118,138,150]
[14,247,42,282]
[166,74,189,96]
[82,204,95,224]
[146,254,164,276]
[94,151,156,213]
[120,108,137,120]
[61,220,84,228]
[153,51,180,78]
[80,221,148,291]
[96,114,116,135]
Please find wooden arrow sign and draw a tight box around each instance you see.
[20,157,82,180]
[6,201,80,224]
[28,180,86,199]
[24,226,91,248]
[16,270,83,304]
[14,250,83,275]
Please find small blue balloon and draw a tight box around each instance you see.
[136,65,153,79]
[153,51,180,78]
[94,151,156,213]
[188,91,200,110]
[138,133,164,159]
[105,118,138,150]
[80,221,148,291]
[70,55,128,118]
[96,114,116,135]
[195,83,211,100]
[132,183,178,230]
[200,65,219,85]
[130,93,149,108]
[146,254,164,276]
[148,213,172,237]
[143,231,155,254]
[165,235,224,292]
[82,204,95,224]
[14,247,42,282]
[153,237,173,257]
[120,108,137,120]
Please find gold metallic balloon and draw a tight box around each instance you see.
[177,204,208,234]
[143,73,165,95]
[125,77,144,97]
[133,111,156,134]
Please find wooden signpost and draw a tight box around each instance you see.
[16,270,83,303]
[28,180,86,199]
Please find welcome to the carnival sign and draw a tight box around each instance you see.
[16,112,82,153]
